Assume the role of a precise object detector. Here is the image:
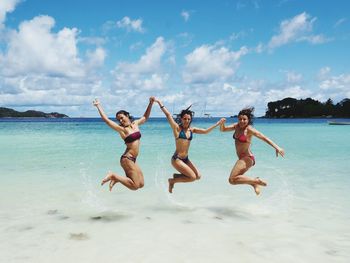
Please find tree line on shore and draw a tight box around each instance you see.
[0,107,68,118]
[264,97,350,118]
[1,97,349,118]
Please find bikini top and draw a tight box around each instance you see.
[124,131,141,144]
[177,129,193,141]
[233,132,248,143]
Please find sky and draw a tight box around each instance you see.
[0,0,349,117]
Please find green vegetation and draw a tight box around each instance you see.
[0,107,68,118]
[265,98,350,118]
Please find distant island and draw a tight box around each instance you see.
[264,98,350,118]
[0,107,69,118]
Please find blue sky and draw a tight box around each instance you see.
[0,0,349,117]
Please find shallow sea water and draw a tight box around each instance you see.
[1,118,349,262]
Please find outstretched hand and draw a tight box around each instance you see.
[216,118,226,126]
[149,96,155,103]
[93,98,100,107]
[154,98,163,106]
[276,147,285,158]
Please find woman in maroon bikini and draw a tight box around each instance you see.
[93,97,155,191]
[220,107,284,195]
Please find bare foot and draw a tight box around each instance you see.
[255,177,267,186]
[101,171,114,186]
[168,178,174,193]
[252,184,261,195]
[109,180,117,191]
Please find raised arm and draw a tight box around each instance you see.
[193,118,225,134]
[249,127,285,157]
[135,96,155,126]
[93,99,123,132]
[155,98,178,130]
[220,118,235,132]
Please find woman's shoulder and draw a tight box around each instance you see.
[246,125,257,133]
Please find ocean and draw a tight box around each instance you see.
[1,117,349,263]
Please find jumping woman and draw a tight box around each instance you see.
[155,98,224,193]
[93,97,155,191]
[220,107,284,195]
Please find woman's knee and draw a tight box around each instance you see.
[187,172,197,181]
[229,176,238,185]
[137,181,144,189]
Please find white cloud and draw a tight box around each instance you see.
[116,16,144,33]
[0,0,20,27]
[129,41,143,51]
[319,73,350,91]
[285,71,303,83]
[334,18,347,28]
[112,37,168,93]
[2,15,84,77]
[78,36,106,46]
[183,45,248,84]
[117,37,166,74]
[298,34,329,44]
[318,66,331,80]
[169,81,263,117]
[316,72,350,101]
[268,12,328,50]
[0,15,106,112]
[181,11,190,22]
[177,32,194,48]
[0,88,92,107]
[86,47,106,69]
[229,30,249,41]
[265,85,312,102]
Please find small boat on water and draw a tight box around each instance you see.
[328,121,350,125]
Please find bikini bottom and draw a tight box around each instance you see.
[172,153,189,164]
[120,154,136,163]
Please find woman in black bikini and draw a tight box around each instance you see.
[93,97,155,191]
[220,107,284,195]
[155,98,224,193]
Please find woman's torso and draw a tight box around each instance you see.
[233,125,253,157]
[174,126,192,158]
[120,123,141,157]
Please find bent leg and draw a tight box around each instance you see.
[186,160,201,180]
[229,157,266,195]
[101,159,144,191]
[132,162,144,189]
[168,159,197,193]
[102,170,138,191]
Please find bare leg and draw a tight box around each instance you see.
[100,158,144,191]
[101,171,114,185]
[173,173,182,179]
[186,160,201,180]
[109,180,117,191]
[168,178,175,193]
[229,158,267,195]
[101,171,138,191]
[168,159,197,193]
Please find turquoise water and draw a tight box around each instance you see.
[1,118,350,262]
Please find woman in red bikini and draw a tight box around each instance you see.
[154,98,224,193]
[220,107,284,195]
[93,97,155,191]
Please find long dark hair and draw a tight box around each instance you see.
[116,110,134,125]
[238,107,254,125]
[175,105,195,126]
